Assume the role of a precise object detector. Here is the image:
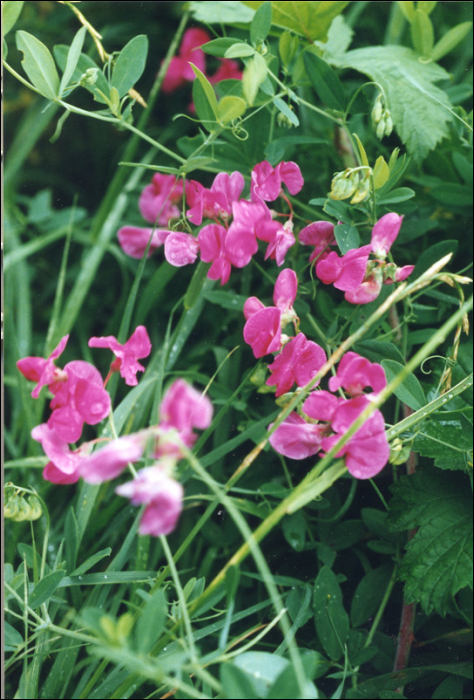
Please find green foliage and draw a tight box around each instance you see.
[187,1,255,25]
[413,419,472,471]
[16,30,60,99]
[389,470,473,615]
[111,35,149,98]
[250,1,273,46]
[334,223,360,254]
[2,1,25,36]
[313,566,349,661]
[304,52,346,110]
[29,570,66,609]
[382,360,426,411]
[58,26,86,96]
[242,52,268,105]
[242,1,351,42]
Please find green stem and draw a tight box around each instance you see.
[364,563,399,648]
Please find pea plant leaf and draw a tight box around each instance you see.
[331,45,454,161]
[242,1,350,42]
[389,470,473,615]
[413,419,473,471]
[16,30,60,100]
[187,1,255,25]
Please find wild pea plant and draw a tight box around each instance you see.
[4,2,473,699]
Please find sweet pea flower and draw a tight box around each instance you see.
[384,265,416,284]
[116,467,184,536]
[198,224,233,285]
[260,219,296,267]
[267,333,327,397]
[316,245,372,293]
[162,28,209,93]
[303,390,341,423]
[117,226,171,259]
[268,413,327,460]
[371,213,404,259]
[299,221,336,262]
[345,267,384,305]
[32,423,84,484]
[321,396,390,479]
[208,58,243,84]
[80,436,144,484]
[89,326,152,387]
[164,232,199,267]
[17,335,69,399]
[251,161,304,202]
[139,173,186,225]
[187,172,245,226]
[48,361,112,443]
[328,352,387,397]
[225,199,270,268]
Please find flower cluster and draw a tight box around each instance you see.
[17,329,212,536]
[161,27,242,96]
[300,213,415,304]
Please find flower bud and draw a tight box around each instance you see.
[277,110,295,129]
[80,67,99,87]
[376,118,387,141]
[389,440,413,465]
[384,114,394,137]
[372,95,384,124]
[351,173,371,204]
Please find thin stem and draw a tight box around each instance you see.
[364,564,399,648]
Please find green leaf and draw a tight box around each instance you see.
[112,35,148,98]
[135,589,167,653]
[225,42,256,58]
[243,1,350,42]
[16,30,60,100]
[432,677,465,700]
[267,667,317,699]
[65,507,79,574]
[273,96,300,126]
[5,622,23,648]
[193,80,218,130]
[279,31,299,67]
[29,570,66,609]
[377,187,415,205]
[331,46,454,161]
[204,290,248,312]
[71,548,112,576]
[221,664,259,699]
[315,15,354,61]
[54,46,109,104]
[233,652,289,696]
[351,564,393,627]
[373,156,390,190]
[413,420,472,471]
[429,183,472,207]
[334,223,360,254]
[397,1,416,22]
[382,360,426,411]
[242,52,268,106]
[413,240,458,279]
[3,1,25,36]
[389,470,473,615]
[354,340,405,365]
[49,109,71,144]
[282,512,306,552]
[304,52,346,110]
[190,63,219,118]
[251,1,272,45]
[59,26,86,96]
[202,37,242,57]
[418,1,438,14]
[431,21,473,62]
[188,1,255,25]
[411,9,435,57]
[217,95,247,123]
[314,566,349,661]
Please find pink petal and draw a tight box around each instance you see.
[208,58,243,84]
[225,224,258,268]
[328,352,386,397]
[81,437,144,484]
[316,251,344,285]
[371,213,404,258]
[278,161,304,195]
[243,307,282,358]
[303,391,340,423]
[395,265,415,283]
[17,357,46,383]
[164,232,199,267]
[187,181,206,225]
[161,56,189,93]
[43,461,81,485]
[345,275,383,304]
[299,221,335,262]
[48,406,84,444]
[244,296,266,321]
[273,268,298,312]
[32,423,81,474]
[160,379,213,432]
[208,257,232,285]
[269,413,325,460]
[118,226,170,259]
[251,161,282,202]
[293,340,327,389]
[198,223,226,262]
[334,245,372,292]
[180,28,211,59]
[123,326,152,360]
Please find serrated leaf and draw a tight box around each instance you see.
[411,9,435,57]
[29,570,66,609]
[373,157,390,189]
[3,1,25,36]
[243,52,268,105]
[112,35,148,98]
[314,566,349,661]
[431,21,473,62]
[59,26,86,96]
[243,1,350,42]
[413,420,472,471]
[389,470,473,615]
[331,46,454,161]
[251,1,272,45]
[16,30,60,100]
[334,223,360,254]
[304,52,346,110]
[217,95,247,123]
[188,1,255,25]
[382,360,426,411]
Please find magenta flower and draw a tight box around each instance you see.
[371,213,404,259]
[162,28,210,93]
[260,220,296,267]
[208,58,243,84]
[89,326,152,387]
[116,467,184,536]
[251,161,304,202]
[198,224,233,285]
[385,265,416,284]
[316,245,372,293]
[267,333,327,397]
[139,173,186,225]
[225,199,269,268]
[303,390,341,423]
[345,268,384,305]
[80,436,144,484]
[32,423,84,484]
[322,396,390,479]
[164,232,199,267]
[269,413,327,460]
[17,335,69,399]
[117,226,171,259]
[48,361,112,443]
[187,172,245,226]
[299,221,336,262]
[328,352,387,397]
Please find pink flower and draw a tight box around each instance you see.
[371,213,404,259]
[251,161,304,202]
[187,172,245,226]
[225,199,268,268]
[208,58,243,84]
[117,226,171,259]
[385,265,415,284]
[198,224,233,285]
[303,390,341,423]
[17,335,69,399]
[164,232,199,267]
[316,245,372,293]
[260,220,296,267]
[80,436,144,484]
[89,326,152,387]
[345,268,384,305]
[32,423,84,484]
[299,221,335,262]
[329,352,387,397]
[48,361,111,443]
[139,173,186,225]
[267,333,327,397]
[162,28,210,93]
[322,396,390,479]
[269,413,327,460]
[116,467,184,536]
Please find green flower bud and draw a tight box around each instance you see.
[80,67,99,87]
[27,496,43,521]
[351,173,371,204]
[376,118,387,141]
[384,114,394,137]
[277,110,295,129]
[389,440,413,465]
[372,95,384,124]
